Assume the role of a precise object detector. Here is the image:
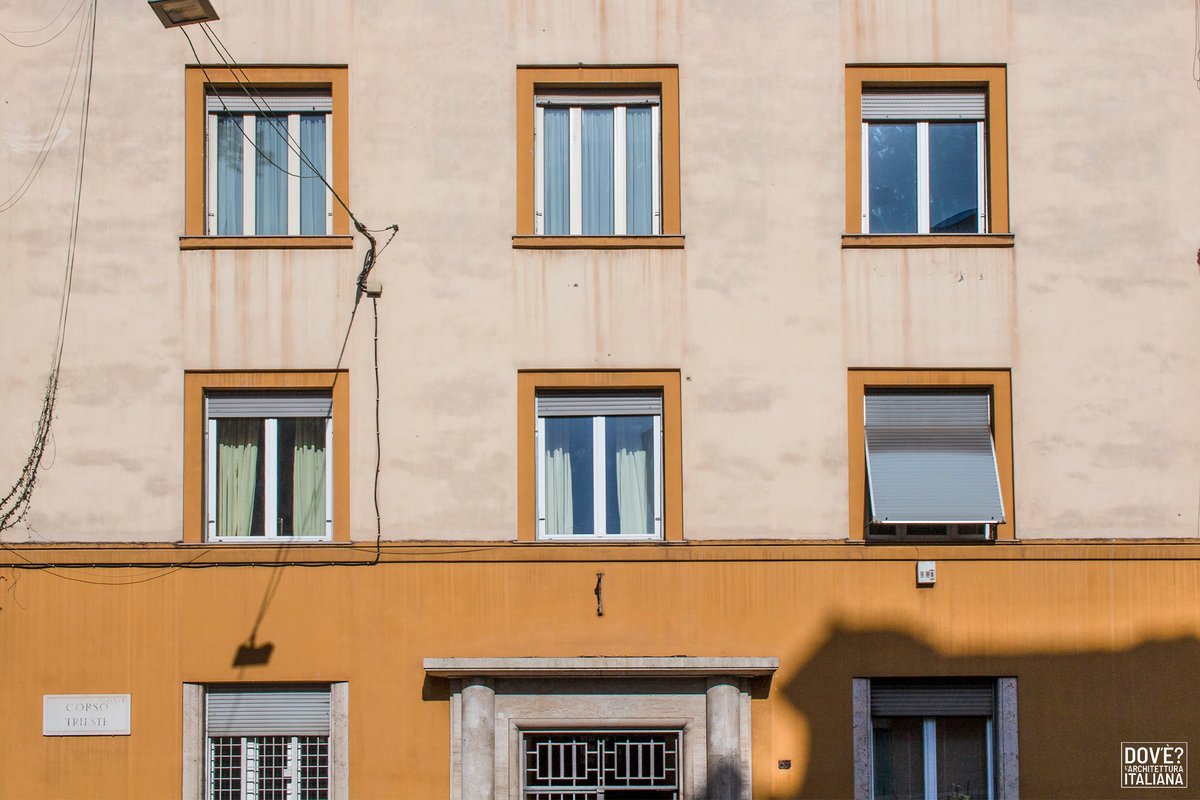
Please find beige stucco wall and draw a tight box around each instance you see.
[0,0,1197,542]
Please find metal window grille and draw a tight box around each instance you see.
[523,731,680,800]
[207,736,329,800]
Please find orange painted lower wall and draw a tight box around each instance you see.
[2,542,1199,799]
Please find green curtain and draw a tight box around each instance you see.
[544,448,573,535]
[217,419,259,537]
[292,419,327,536]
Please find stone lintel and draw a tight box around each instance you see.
[423,656,778,679]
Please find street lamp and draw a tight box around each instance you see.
[147,0,219,28]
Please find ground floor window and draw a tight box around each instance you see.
[185,685,344,800]
[523,730,681,799]
[853,678,1018,800]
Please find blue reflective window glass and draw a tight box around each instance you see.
[929,123,979,233]
[625,107,653,235]
[868,123,918,233]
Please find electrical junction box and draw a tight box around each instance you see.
[916,561,936,586]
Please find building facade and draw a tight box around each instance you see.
[1,0,1199,797]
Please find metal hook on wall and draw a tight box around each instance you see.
[594,572,604,617]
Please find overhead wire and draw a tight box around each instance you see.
[0,0,77,33]
[0,0,86,47]
[1,11,404,578]
[179,23,396,293]
[185,21,399,563]
[0,0,92,213]
[190,22,360,230]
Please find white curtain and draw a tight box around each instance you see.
[216,115,243,235]
[544,447,573,535]
[217,419,259,537]
[582,108,614,234]
[291,419,326,536]
[543,108,570,235]
[255,115,288,235]
[625,106,653,234]
[299,114,326,235]
[613,428,651,535]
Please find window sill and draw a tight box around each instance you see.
[206,537,334,544]
[513,235,685,250]
[841,233,1014,249]
[179,235,355,251]
[537,535,665,543]
[865,537,994,545]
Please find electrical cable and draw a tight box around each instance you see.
[0,0,86,47]
[178,29,305,179]
[198,23,352,213]
[191,23,360,229]
[369,296,383,563]
[0,10,401,578]
[1194,0,1200,88]
[181,23,395,291]
[0,0,76,33]
[0,0,92,213]
[0,0,95,536]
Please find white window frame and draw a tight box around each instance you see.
[204,396,334,542]
[535,397,664,541]
[533,93,662,236]
[860,119,988,235]
[204,95,334,237]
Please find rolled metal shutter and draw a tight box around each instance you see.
[206,687,330,736]
[871,680,994,717]
[206,392,333,419]
[535,92,660,107]
[206,93,332,113]
[864,392,1005,524]
[537,391,662,417]
[862,92,986,121]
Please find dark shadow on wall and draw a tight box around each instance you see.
[776,623,1200,800]
[230,553,292,669]
[696,762,744,800]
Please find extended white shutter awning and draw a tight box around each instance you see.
[864,393,1005,524]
